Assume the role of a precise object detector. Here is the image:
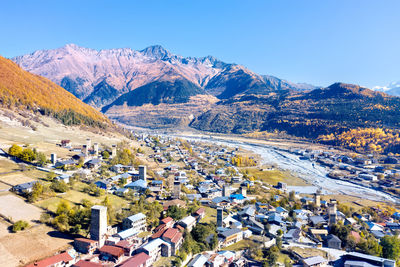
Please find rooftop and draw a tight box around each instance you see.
[118,228,139,239]
[188,254,209,267]
[347,252,396,265]
[163,228,179,240]
[151,228,167,240]
[74,237,98,244]
[141,238,169,252]
[220,228,242,238]
[91,205,107,211]
[126,213,146,222]
[195,208,205,215]
[125,179,147,189]
[99,245,124,257]
[13,181,37,190]
[161,217,174,224]
[73,260,103,267]
[343,260,378,267]
[303,256,327,266]
[26,251,73,267]
[120,252,151,267]
[179,216,196,226]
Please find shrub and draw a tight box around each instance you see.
[50,180,69,193]
[12,220,29,232]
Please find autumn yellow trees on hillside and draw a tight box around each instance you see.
[0,56,108,127]
[318,127,400,154]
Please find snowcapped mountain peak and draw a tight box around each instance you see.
[61,43,97,54]
[63,43,80,49]
[12,44,227,105]
[140,45,171,60]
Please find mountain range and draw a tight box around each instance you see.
[10,44,400,138]
[12,44,317,108]
[190,82,400,137]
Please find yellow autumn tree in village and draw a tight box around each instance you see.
[231,156,257,167]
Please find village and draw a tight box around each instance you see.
[0,133,400,267]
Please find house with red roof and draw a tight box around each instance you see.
[25,251,75,267]
[120,252,151,267]
[153,223,168,234]
[150,228,167,240]
[161,228,183,256]
[163,199,186,210]
[98,245,124,263]
[115,240,135,256]
[194,208,205,221]
[160,217,174,228]
[72,260,103,267]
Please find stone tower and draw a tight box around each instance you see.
[314,190,321,208]
[328,199,337,225]
[217,207,224,227]
[90,205,107,247]
[50,153,56,165]
[111,144,117,158]
[139,165,147,181]
[93,143,99,157]
[222,185,230,197]
[83,144,88,157]
[173,181,181,199]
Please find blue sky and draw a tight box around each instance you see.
[1,0,399,88]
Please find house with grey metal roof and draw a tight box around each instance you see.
[342,252,396,267]
[12,181,38,194]
[122,213,147,232]
[302,256,328,267]
[324,234,341,249]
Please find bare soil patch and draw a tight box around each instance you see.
[0,194,42,223]
[0,172,35,186]
[0,224,73,266]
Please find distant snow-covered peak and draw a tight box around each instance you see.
[374,81,400,91]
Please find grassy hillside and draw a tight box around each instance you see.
[0,56,108,127]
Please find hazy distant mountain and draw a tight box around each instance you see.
[307,82,386,100]
[12,44,316,107]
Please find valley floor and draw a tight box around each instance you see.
[166,131,400,204]
[0,110,398,265]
